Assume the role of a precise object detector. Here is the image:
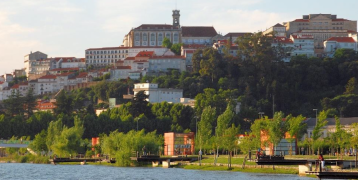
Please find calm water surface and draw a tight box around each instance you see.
[0,163,312,180]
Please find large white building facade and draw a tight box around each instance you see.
[133,83,183,103]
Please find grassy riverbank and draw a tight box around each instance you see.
[182,164,298,174]
[0,154,49,164]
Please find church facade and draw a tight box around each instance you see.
[122,10,218,47]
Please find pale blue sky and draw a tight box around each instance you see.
[0,0,357,74]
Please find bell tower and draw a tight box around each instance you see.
[172,10,180,28]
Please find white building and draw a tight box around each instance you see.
[263,23,287,37]
[60,57,86,69]
[85,46,129,68]
[290,35,315,57]
[133,83,183,103]
[24,51,48,76]
[148,55,186,73]
[304,117,358,140]
[324,37,357,55]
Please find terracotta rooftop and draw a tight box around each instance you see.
[273,37,294,44]
[86,47,128,51]
[291,35,314,39]
[149,56,185,59]
[182,44,207,49]
[135,51,154,57]
[273,23,285,27]
[57,72,74,77]
[332,18,349,21]
[134,24,179,30]
[76,72,88,78]
[224,32,252,37]
[50,68,79,71]
[293,19,310,22]
[39,75,57,79]
[11,84,19,89]
[115,66,132,69]
[124,57,135,60]
[182,26,217,37]
[326,37,356,43]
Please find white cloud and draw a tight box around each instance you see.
[45,6,83,13]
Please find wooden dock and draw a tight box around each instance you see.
[49,158,114,164]
[130,155,198,162]
[306,171,358,179]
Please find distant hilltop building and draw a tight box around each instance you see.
[122,9,218,47]
[283,14,357,56]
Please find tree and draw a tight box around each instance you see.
[23,88,37,118]
[312,111,328,154]
[162,37,172,49]
[51,116,84,156]
[215,105,235,164]
[29,129,48,153]
[170,43,182,55]
[222,124,239,168]
[3,89,24,116]
[129,91,152,118]
[344,77,358,95]
[286,114,306,155]
[197,106,216,152]
[54,90,73,115]
[267,112,286,155]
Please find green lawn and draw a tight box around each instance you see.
[183,164,298,174]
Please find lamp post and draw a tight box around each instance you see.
[195,116,198,139]
[136,117,140,131]
[313,109,318,125]
[258,112,264,119]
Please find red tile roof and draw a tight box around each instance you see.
[182,44,206,49]
[273,37,293,44]
[11,84,19,89]
[124,57,135,60]
[39,75,57,79]
[332,18,349,21]
[224,32,252,37]
[19,82,28,86]
[37,101,56,110]
[57,72,74,77]
[76,72,88,78]
[0,82,4,85]
[273,23,285,27]
[62,58,85,63]
[129,46,165,48]
[86,47,128,51]
[134,24,178,30]
[291,35,314,39]
[326,37,356,43]
[115,66,132,69]
[149,56,185,59]
[135,51,154,57]
[50,68,79,71]
[182,26,217,37]
[293,19,309,22]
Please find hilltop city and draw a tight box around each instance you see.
[1,11,356,109]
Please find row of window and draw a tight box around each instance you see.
[86,50,128,54]
[298,22,344,26]
[135,33,179,42]
[86,55,125,59]
[87,60,115,63]
[182,39,210,43]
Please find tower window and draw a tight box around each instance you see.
[143,33,147,41]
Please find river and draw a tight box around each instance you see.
[0,163,312,180]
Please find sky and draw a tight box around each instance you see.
[0,0,358,74]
